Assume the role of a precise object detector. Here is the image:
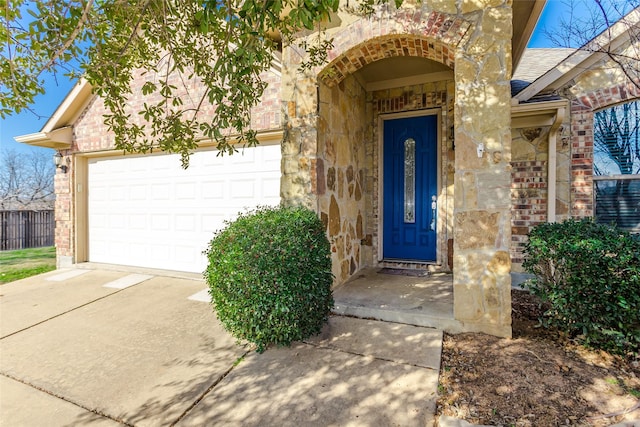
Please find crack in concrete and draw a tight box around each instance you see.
[0,372,133,426]
[169,349,251,426]
[302,339,438,371]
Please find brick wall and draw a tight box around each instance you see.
[322,35,458,89]
[53,171,72,262]
[510,160,547,266]
[509,81,640,270]
[73,68,282,153]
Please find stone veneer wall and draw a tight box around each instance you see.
[509,125,571,269]
[317,75,369,283]
[282,1,514,337]
[450,3,513,337]
[53,68,282,266]
[370,80,455,270]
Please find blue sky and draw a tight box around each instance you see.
[528,0,569,48]
[0,0,590,156]
[0,73,75,156]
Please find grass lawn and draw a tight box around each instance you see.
[0,246,56,284]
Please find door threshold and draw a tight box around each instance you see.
[378,267,430,277]
[378,260,445,273]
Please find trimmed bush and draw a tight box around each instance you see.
[523,218,640,355]
[204,205,334,352]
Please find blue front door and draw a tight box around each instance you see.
[383,115,437,261]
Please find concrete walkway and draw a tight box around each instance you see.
[0,267,443,426]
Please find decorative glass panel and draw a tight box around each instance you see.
[404,138,416,223]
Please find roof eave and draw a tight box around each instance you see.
[41,78,93,133]
[14,78,93,150]
[513,7,640,104]
[511,98,568,127]
[14,126,73,150]
[512,0,547,72]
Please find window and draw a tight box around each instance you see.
[593,100,640,231]
[404,138,416,223]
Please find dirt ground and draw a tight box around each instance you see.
[436,289,640,427]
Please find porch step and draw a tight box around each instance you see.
[331,269,466,334]
[331,302,465,333]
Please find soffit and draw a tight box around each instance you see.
[512,0,547,73]
[355,56,451,83]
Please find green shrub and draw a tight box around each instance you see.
[204,205,334,352]
[523,218,640,355]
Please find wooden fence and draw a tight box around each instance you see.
[0,210,55,251]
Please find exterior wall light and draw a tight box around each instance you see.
[54,152,68,173]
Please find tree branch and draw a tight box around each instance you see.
[40,0,95,73]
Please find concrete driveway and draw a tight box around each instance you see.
[0,267,442,426]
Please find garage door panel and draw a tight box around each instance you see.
[202,215,225,234]
[231,149,256,164]
[151,245,170,262]
[261,177,281,197]
[232,180,256,198]
[88,144,281,272]
[129,215,147,230]
[176,182,196,199]
[109,186,127,200]
[202,181,225,199]
[150,215,170,231]
[129,185,147,201]
[151,184,171,200]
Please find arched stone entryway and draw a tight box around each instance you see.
[316,38,455,284]
[281,3,514,338]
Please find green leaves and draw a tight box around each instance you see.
[523,219,640,356]
[204,206,334,352]
[1,0,341,167]
[1,0,93,115]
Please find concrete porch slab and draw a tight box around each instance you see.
[332,268,465,333]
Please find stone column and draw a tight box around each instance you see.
[452,2,513,337]
[280,45,320,210]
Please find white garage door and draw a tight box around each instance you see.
[88,144,281,273]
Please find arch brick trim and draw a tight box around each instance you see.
[319,10,470,87]
[572,81,640,112]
